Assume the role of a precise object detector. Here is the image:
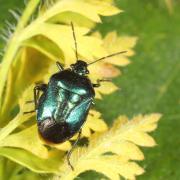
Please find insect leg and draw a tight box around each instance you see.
[23,84,47,114]
[93,79,111,88]
[25,100,34,104]
[23,110,35,114]
[67,129,82,171]
[34,84,47,110]
[56,62,64,71]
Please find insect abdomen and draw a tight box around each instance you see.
[38,118,72,144]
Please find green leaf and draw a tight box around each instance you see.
[0,147,61,174]
[0,158,42,180]
[57,114,161,180]
[0,47,52,123]
[22,36,64,61]
[0,125,48,158]
[0,0,40,109]
[47,11,96,28]
[0,113,33,142]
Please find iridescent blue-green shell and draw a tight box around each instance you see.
[37,70,95,143]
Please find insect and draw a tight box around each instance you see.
[25,22,126,170]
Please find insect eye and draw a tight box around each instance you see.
[70,94,81,103]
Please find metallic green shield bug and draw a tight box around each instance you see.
[25,22,126,170]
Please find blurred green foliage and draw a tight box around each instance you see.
[0,0,179,179]
[97,0,180,179]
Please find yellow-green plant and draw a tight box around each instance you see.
[0,0,161,179]
[165,0,174,14]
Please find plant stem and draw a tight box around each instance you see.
[0,0,40,109]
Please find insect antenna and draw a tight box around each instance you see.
[88,51,127,66]
[71,22,78,61]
